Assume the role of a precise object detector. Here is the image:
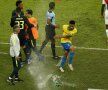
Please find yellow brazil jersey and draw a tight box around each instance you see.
[61,25,77,43]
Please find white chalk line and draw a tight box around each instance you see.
[88,89,105,90]
[0,52,8,55]
[1,42,108,51]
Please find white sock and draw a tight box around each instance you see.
[106,29,108,37]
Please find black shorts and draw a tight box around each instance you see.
[27,39,36,49]
[18,36,26,47]
[18,32,26,47]
[45,25,55,39]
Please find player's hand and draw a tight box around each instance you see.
[16,57,20,60]
[55,24,60,28]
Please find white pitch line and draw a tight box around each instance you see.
[0,42,10,45]
[0,52,8,55]
[88,89,105,90]
[74,46,108,51]
[1,42,108,51]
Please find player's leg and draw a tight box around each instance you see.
[39,39,49,53]
[50,38,60,59]
[48,25,60,59]
[18,38,24,66]
[39,25,50,53]
[30,39,38,56]
[51,38,55,57]
[7,54,23,82]
[22,38,31,64]
[59,50,69,72]
[14,58,23,82]
[31,39,37,52]
[59,43,70,72]
[19,37,28,66]
[39,35,49,53]
[105,11,108,42]
[29,39,45,61]
[68,46,75,71]
[26,39,32,64]
[7,57,15,83]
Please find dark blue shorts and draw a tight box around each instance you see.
[61,42,72,51]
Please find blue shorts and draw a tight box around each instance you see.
[61,42,72,51]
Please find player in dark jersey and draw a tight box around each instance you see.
[12,0,24,17]
[10,11,34,46]
[10,9,34,64]
[11,10,44,63]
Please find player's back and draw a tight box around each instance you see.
[10,14,33,39]
[28,17,38,39]
[13,15,26,37]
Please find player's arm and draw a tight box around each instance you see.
[47,12,59,28]
[63,28,77,38]
[10,17,15,27]
[47,18,59,28]
[24,16,34,28]
[55,29,77,39]
[47,18,53,25]
[71,28,77,34]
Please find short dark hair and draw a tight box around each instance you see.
[16,0,22,7]
[69,20,75,24]
[49,2,55,9]
[26,9,33,15]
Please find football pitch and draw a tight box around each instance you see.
[0,0,108,90]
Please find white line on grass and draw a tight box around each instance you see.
[0,52,8,55]
[1,42,108,51]
[88,89,105,90]
[0,42,10,45]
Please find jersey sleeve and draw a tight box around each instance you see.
[63,25,69,34]
[47,12,53,19]
[71,28,77,34]
[102,0,106,4]
[63,25,66,32]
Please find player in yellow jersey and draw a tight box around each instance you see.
[55,20,77,72]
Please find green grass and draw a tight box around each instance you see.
[0,0,108,90]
